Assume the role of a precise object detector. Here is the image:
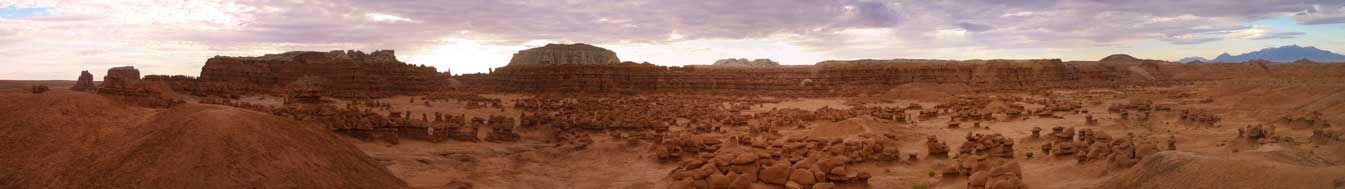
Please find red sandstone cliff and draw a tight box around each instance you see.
[155,50,450,98]
[462,56,1318,95]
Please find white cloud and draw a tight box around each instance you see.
[365,13,419,24]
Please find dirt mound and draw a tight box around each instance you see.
[0,91,406,188]
[1099,151,1345,189]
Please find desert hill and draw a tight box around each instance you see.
[1101,151,1345,189]
[0,90,406,188]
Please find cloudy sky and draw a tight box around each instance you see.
[2,0,1344,80]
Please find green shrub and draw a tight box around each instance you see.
[1025,152,1035,160]
[913,183,930,189]
[928,170,936,177]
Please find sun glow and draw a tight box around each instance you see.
[411,38,517,75]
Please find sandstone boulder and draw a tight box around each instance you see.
[788,168,816,185]
[707,173,731,189]
[759,163,791,185]
[732,153,758,164]
[30,85,49,94]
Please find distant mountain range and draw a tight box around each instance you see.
[1176,45,1345,63]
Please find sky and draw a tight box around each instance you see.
[2,0,1344,80]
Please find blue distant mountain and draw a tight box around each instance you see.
[1204,45,1345,63]
[1175,56,1209,63]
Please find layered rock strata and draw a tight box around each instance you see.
[507,43,620,66]
[97,66,182,107]
[150,50,449,98]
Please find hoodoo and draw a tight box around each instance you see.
[70,71,96,92]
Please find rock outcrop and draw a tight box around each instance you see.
[98,66,142,93]
[106,66,141,80]
[70,71,97,92]
[455,43,1345,96]
[474,54,1195,95]
[927,136,951,158]
[507,43,620,66]
[967,162,1027,189]
[150,50,448,98]
[712,58,780,67]
[97,66,182,108]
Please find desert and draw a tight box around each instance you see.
[4,1,1345,189]
[5,43,1345,188]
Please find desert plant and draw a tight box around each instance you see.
[913,183,930,189]
[928,170,936,177]
[1025,152,1035,160]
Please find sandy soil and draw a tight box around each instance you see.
[0,90,406,188]
[0,80,86,92]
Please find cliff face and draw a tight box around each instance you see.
[137,45,1340,97]
[160,50,448,98]
[467,58,1207,95]
[464,54,1337,95]
[507,43,620,66]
